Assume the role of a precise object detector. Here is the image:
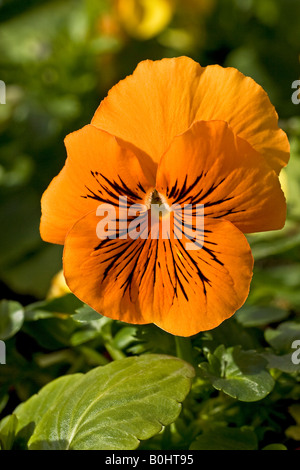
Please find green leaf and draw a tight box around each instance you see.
[72,304,104,323]
[22,316,78,350]
[248,226,300,260]
[236,305,289,327]
[285,426,300,441]
[70,305,112,346]
[0,414,18,450]
[288,404,300,424]
[262,443,287,450]
[199,346,275,402]
[78,346,109,366]
[24,294,83,321]
[197,317,261,353]
[262,351,300,373]
[0,394,9,414]
[2,244,63,299]
[112,326,138,351]
[13,354,194,450]
[265,321,300,353]
[23,298,104,349]
[128,324,175,356]
[70,328,101,346]
[0,300,24,340]
[190,426,258,450]
[14,374,80,448]
[248,264,300,308]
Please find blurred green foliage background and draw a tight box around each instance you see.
[0,0,299,301]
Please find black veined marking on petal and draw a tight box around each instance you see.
[93,212,153,302]
[167,239,188,301]
[94,238,121,254]
[153,239,159,288]
[174,219,205,236]
[117,175,144,201]
[99,240,132,280]
[117,212,148,239]
[94,236,146,302]
[207,208,247,218]
[174,248,194,281]
[201,244,224,267]
[175,238,211,296]
[172,173,205,205]
[157,260,165,289]
[166,175,228,207]
[203,238,218,246]
[204,197,234,207]
[82,171,144,207]
[121,238,161,302]
[162,241,176,290]
[167,174,248,221]
[167,179,179,200]
[173,265,190,301]
[189,177,226,205]
[173,175,188,203]
[118,241,146,302]
[82,185,102,201]
[137,182,146,193]
[137,240,154,288]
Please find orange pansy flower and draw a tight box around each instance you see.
[40,57,289,337]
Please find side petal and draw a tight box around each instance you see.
[156,120,286,234]
[40,124,153,245]
[92,57,289,173]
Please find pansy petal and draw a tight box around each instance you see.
[192,64,289,173]
[63,210,150,325]
[92,57,289,173]
[149,217,253,337]
[156,120,286,234]
[40,124,153,245]
[63,208,253,337]
[64,207,176,325]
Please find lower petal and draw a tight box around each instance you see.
[152,217,253,336]
[63,208,253,336]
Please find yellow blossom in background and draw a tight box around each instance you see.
[115,0,175,40]
[279,168,289,203]
[47,270,71,299]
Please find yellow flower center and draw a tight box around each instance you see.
[146,188,171,218]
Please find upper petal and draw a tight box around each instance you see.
[156,120,286,234]
[40,124,154,245]
[92,57,289,173]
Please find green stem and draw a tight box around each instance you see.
[175,336,194,366]
[104,342,126,361]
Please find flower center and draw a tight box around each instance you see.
[150,189,164,205]
[147,189,171,218]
